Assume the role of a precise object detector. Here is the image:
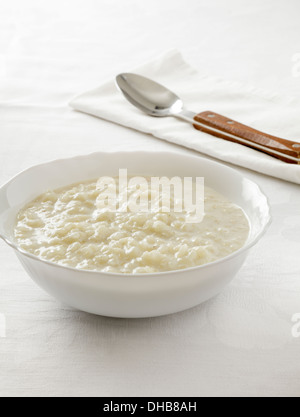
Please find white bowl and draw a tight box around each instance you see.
[0,151,271,318]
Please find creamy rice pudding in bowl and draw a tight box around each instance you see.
[0,152,271,318]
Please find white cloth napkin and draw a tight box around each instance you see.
[70,50,300,185]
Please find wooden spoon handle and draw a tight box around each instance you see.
[193,111,300,164]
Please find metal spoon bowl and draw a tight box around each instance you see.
[116,73,184,117]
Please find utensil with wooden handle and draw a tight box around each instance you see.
[116,73,300,164]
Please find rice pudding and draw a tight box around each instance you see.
[14,177,249,274]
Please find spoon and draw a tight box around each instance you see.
[116,73,300,164]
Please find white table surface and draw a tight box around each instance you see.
[1,0,300,398]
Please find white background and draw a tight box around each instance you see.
[1,0,300,397]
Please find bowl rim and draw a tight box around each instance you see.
[0,150,272,277]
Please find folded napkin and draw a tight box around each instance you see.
[70,50,300,185]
